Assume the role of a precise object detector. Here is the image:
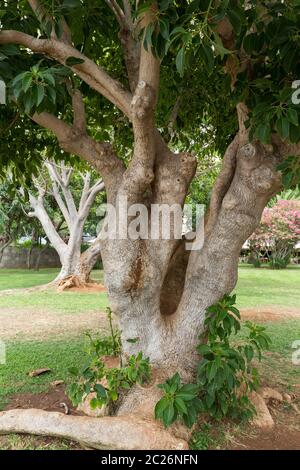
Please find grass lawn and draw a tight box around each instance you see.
[0,289,108,314]
[0,337,88,410]
[0,268,104,291]
[0,268,107,313]
[235,264,300,308]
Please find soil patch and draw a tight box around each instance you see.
[230,425,300,450]
[240,305,300,322]
[67,283,106,293]
[0,307,109,341]
[4,386,82,416]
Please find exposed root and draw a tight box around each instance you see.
[57,275,83,291]
[0,409,188,450]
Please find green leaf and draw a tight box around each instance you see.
[227,10,242,35]
[197,344,212,356]
[36,84,45,106]
[201,43,214,73]
[90,397,98,410]
[155,397,170,418]
[143,23,154,52]
[163,402,175,427]
[65,56,85,66]
[255,123,271,144]
[174,396,188,415]
[175,48,185,77]
[22,74,33,93]
[208,361,218,382]
[276,116,290,140]
[287,108,298,126]
[47,87,56,104]
[94,383,107,399]
[43,73,55,86]
[62,0,81,8]
[126,337,139,344]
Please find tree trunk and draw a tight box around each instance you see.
[54,237,102,285]
[0,238,11,263]
[100,139,282,379]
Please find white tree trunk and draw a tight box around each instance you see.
[26,161,104,285]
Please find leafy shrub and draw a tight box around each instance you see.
[67,308,151,410]
[268,256,290,269]
[154,295,271,428]
[248,255,261,268]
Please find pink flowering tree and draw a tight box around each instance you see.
[249,200,300,268]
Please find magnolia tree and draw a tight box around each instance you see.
[1,0,300,448]
[26,160,105,284]
[249,199,300,267]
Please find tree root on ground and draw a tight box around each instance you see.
[0,409,188,450]
[57,275,84,291]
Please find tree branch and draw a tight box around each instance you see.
[27,0,68,43]
[205,135,239,237]
[105,0,126,26]
[0,30,132,117]
[72,90,86,133]
[45,161,72,230]
[48,161,78,220]
[30,111,125,200]
[271,134,300,158]
[122,0,134,29]
[79,180,105,220]
[27,190,67,258]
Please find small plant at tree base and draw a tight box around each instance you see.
[154,373,201,428]
[189,423,214,450]
[67,308,151,410]
[154,294,271,428]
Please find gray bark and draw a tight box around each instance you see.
[27,161,104,283]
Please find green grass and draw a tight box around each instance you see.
[0,268,108,313]
[0,434,76,450]
[0,268,59,290]
[0,290,108,313]
[235,264,300,308]
[256,320,300,388]
[236,319,300,388]
[0,337,88,410]
[0,268,104,291]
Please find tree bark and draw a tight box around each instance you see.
[99,134,282,377]
[27,161,105,286]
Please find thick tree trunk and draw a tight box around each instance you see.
[100,138,282,379]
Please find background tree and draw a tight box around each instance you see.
[25,159,105,284]
[1,0,300,447]
[249,198,300,268]
[0,181,44,265]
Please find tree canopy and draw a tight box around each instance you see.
[1,1,298,189]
